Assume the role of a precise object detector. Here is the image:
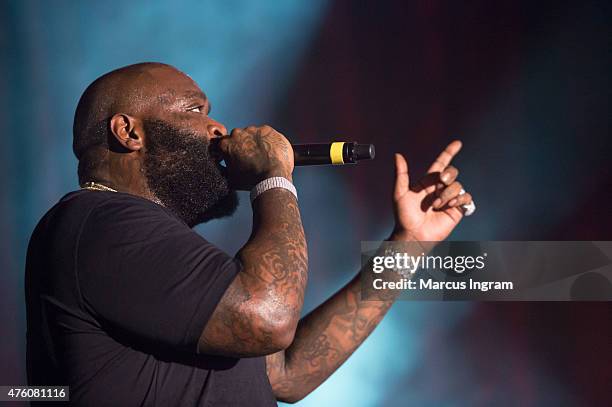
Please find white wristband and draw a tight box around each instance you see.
[250,177,298,204]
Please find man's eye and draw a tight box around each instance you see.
[188,106,202,113]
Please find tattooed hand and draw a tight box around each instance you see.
[217,125,294,190]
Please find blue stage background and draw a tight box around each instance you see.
[1,1,610,405]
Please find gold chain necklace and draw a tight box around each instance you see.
[80,181,118,192]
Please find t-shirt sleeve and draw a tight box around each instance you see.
[76,195,240,352]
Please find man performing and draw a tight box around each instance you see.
[25,62,475,406]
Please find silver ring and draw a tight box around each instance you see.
[459,188,476,216]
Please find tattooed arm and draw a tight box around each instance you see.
[266,142,472,402]
[265,232,411,403]
[265,270,394,403]
[197,126,308,357]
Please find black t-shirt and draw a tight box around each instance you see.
[25,190,277,406]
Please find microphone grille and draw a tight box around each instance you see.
[354,144,375,160]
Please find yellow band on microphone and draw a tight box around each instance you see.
[330,142,345,165]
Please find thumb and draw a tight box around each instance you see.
[393,153,410,199]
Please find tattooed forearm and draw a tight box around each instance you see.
[266,275,394,402]
[266,238,422,403]
[198,188,307,356]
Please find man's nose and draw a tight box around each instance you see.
[207,120,227,138]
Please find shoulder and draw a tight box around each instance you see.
[88,191,187,230]
[51,189,168,216]
[62,190,193,245]
[64,190,176,221]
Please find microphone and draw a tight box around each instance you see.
[293,142,375,166]
[211,137,375,166]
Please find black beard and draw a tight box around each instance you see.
[142,119,238,227]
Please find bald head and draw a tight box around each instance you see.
[72,62,220,187]
[73,62,178,160]
[71,62,234,225]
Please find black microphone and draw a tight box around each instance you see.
[293,142,375,166]
[210,138,375,166]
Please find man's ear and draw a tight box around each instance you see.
[110,113,143,152]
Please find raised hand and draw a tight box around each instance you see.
[391,140,474,242]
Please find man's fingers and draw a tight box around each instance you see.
[447,191,472,208]
[432,181,463,208]
[394,153,410,199]
[440,165,458,185]
[428,140,462,173]
[214,135,231,156]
